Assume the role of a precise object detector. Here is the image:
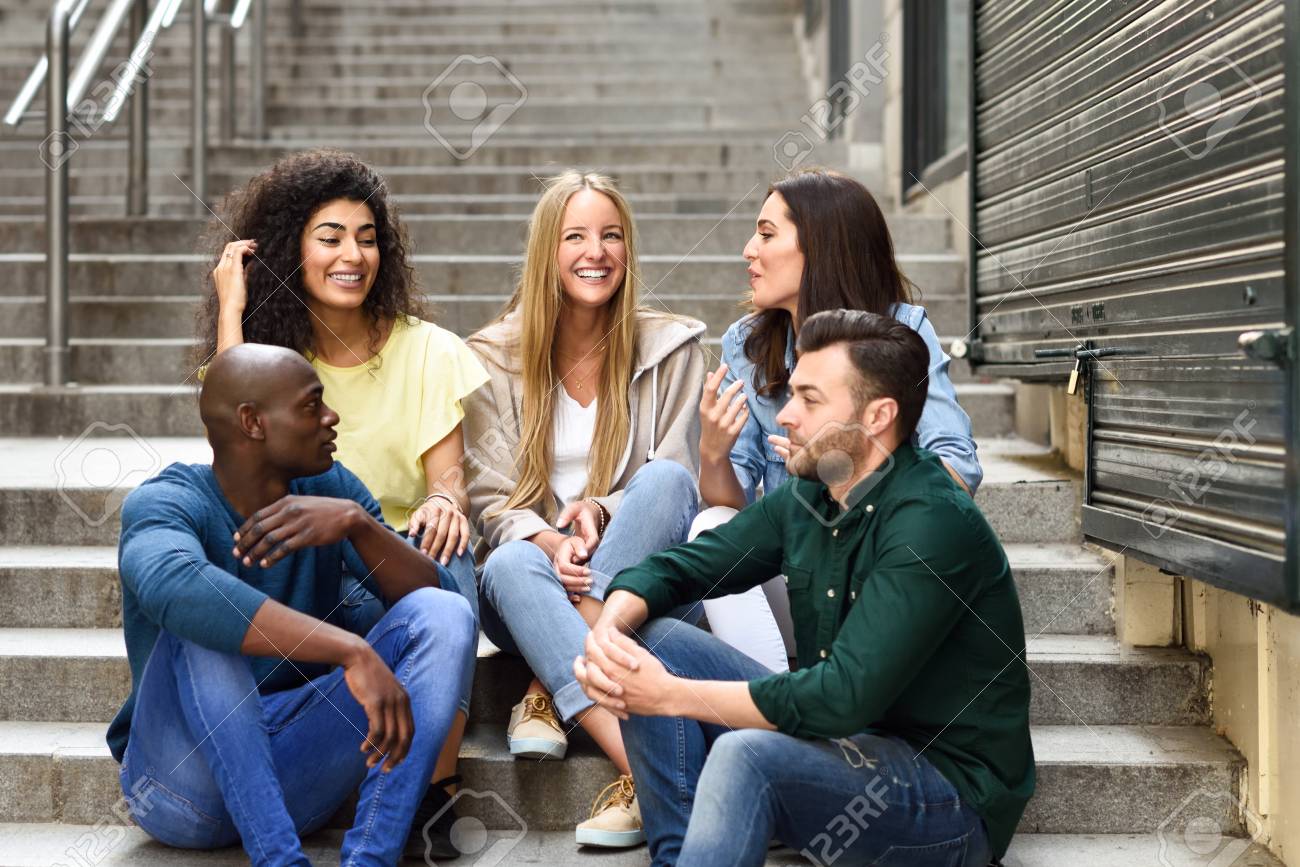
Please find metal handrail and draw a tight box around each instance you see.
[2,0,93,128]
[4,0,268,384]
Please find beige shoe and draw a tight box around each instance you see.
[575,774,645,848]
[507,692,568,760]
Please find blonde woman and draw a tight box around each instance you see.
[464,171,706,848]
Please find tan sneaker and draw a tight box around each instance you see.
[507,692,568,760]
[575,774,645,848]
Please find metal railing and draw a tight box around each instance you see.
[3,0,267,386]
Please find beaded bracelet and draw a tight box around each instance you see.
[585,497,609,536]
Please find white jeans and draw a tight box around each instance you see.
[692,506,796,674]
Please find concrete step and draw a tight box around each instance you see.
[0,826,1281,867]
[0,720,1247,835]
[0,288,972,348]
[0,365,1008,434]
[0,188,783,216]
[0,536,1106,632]
[0,212,951,256]
[0,253,966,302]
[1,163,813,199]
[0,135,842,173]
[12,100,809,139]
[973,438,1080,544]
[1006,543,1115,636]
[0,627,1207,727]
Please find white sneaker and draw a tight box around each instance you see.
[506,692,568,760]
[575,774,645,848]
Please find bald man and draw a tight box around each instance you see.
[108,344,475,866]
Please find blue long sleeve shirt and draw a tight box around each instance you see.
[107,461,388,762]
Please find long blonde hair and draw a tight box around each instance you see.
[476,170,642,519]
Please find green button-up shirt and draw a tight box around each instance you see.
[607,443,1034,858]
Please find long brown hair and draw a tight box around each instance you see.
[470,171,642,519]
[744,168,912,398]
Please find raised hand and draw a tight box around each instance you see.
[700,363,749,464]
[212,239,258,316]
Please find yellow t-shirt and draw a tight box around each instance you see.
[310,316,489,532]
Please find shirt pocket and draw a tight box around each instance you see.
[780,562,814,627]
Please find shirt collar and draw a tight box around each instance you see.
[784,321,797,372]
[810,442,920,519]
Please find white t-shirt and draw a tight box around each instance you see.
[551,391,597,507]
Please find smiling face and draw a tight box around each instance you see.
[298,198,380,311]
[743,191,805,317]
[555,188,628,310]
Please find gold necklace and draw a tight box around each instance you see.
[556,346,604,392]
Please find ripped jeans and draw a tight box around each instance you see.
[620,619,990,867]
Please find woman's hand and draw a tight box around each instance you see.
[408,495,470,566]
[700,363,749,464]
[212,239,257,316]
[767,434,792,463]
[556,499,602,551]
[553,534,593,603]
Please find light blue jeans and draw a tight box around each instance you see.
[342,539,478,717]
[478,459,699,722]
[119,587,476,867]
[621,619,991,867]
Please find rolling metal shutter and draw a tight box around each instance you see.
[965,0,1299,608]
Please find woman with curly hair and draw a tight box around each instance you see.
[464,170,706,849]
[195,148,488,861]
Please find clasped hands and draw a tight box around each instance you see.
[573,624,676,720]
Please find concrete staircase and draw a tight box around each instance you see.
[0,0,1284,865]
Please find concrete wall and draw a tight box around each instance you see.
[1182,582,1300,863]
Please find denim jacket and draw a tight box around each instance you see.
[721,302,982,501]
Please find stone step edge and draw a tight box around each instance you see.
[0,826,1283,867]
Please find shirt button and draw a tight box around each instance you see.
[850,590,857,600]
[827,588,835,598]
[866,504,875,513]
[819,649,828,659]
[832,528,839,537]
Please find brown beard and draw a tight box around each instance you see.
[786,424,868,486]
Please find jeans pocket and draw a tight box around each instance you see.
[870,832,970,866]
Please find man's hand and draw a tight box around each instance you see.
[341,643,413,773]
[574,626,675,720]
[553,535,593,603]
[233,495,362,568]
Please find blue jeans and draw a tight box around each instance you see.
[120,587,476,867]
[342,541,478,716]
[478,459,699,722]
[622,619,991,867]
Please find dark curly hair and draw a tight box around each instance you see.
[193,148,422,367]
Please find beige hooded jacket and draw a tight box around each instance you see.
[463,308,707,557]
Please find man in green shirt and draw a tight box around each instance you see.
[574,309,1034,866]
